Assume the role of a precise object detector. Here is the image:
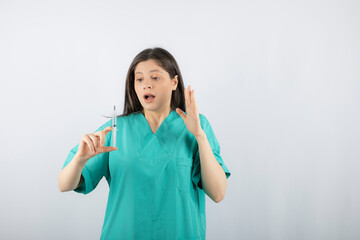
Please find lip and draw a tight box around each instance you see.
[143,93,156,103]
[143,93,155,98]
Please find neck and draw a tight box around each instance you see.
[142,107,172,125]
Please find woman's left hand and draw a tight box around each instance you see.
[176,85,204,137]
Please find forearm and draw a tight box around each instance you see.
[58,153,87,192]
[195,130,227,203]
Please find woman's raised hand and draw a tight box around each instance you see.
[176,85,203,137]
[76,126,118,162]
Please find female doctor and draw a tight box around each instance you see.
[58,47,231,240]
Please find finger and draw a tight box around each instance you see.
[88,134,99,152]
[99,127,109,146]
[184,87,188,110]
[187,85,191,106]
[189,88,194,108]
[83,135,96,153]
[95,126,112,146]
[102,146,118,153]
[185,86,190,111]
[176,108,186,121]
[191,89,196,109]
[89,134,99,149]
[103,126,113,135]
[95,126,112,136]
[189,85,192,106]
[99,130,105,146]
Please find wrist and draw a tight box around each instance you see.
[194,129,206,140]
[74,153,88,166]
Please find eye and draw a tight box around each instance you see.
[152,77,159,80]
[136,78,143,82]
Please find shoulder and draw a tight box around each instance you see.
[198,113,210,129]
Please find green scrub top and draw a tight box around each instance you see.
[62,109,231,240]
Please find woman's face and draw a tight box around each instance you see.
[134,59,178,113]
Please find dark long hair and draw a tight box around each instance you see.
[103,47,186,118]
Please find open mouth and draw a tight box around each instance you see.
[144,94,155,102]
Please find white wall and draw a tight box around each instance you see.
[0,0,359,239]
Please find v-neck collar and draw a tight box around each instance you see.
[134,109,183,157]
[139,109,177,136]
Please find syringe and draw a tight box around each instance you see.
[112,105,117,147]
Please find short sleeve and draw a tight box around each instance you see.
[191,114,231,189]
[62,121,112,195]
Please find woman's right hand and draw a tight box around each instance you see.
[76,126,118,163]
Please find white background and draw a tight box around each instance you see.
[0,0,359,239]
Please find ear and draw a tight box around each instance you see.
[172,75,178,91]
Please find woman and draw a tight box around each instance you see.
[58,47,231,239]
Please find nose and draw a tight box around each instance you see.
[142,78,152,89]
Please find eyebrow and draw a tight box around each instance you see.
[135,70,163,74]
